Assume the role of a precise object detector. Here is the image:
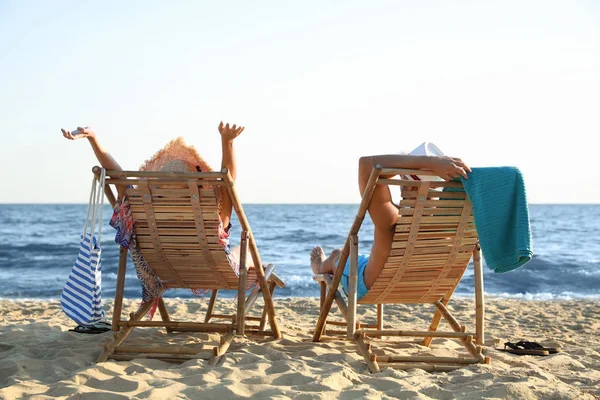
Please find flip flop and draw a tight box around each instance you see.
[69,321,112,334]
[499,341,550,356]
[514,340,562,354]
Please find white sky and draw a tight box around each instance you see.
[0,1,598,204]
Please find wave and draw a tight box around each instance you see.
[455,292,600,300]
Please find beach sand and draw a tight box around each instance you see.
[1,297,598,399]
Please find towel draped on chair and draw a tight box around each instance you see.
[460,167,533,273]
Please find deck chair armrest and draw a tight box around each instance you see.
[268,271,286,288]
[313,273,338,291]
[249,264,286,288]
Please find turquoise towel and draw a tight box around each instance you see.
[460,167,533,273]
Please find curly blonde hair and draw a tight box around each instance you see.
[139,137,222,210]
[139,137,213,173]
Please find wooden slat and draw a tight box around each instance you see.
[131,211,220,221]
[378,179,463,189]
[108,178,225,186]
[136,235,221,244]
[107,170,226,179]
[397,207,467,216]
[391,237,478,249]
[134,221,202,229]
[136,227,219,236]
[130,205,218,213]
[395,223,476,232]
[389,244,475,257]
[395,216,474,225]
[393,230,477,240]
[401,190,466,199]
[137,242,226,250]
[128,187,218,199]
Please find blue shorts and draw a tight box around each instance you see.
[340,254,370,301]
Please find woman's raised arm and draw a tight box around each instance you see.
[61,126,126,199]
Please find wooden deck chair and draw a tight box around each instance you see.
[312,165,489,373]
[92,166,286,364]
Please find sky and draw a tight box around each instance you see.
[0,1,598,204]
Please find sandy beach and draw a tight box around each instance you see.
[0,297,598,399]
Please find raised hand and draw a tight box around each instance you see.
[430,156,472,180]
[61,126,96,141]
[218,121,245,142]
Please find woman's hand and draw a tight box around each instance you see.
[430,156,472,180]
[218,121,244,142]
[61,126,96,141]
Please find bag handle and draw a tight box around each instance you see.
[82,168,106,243]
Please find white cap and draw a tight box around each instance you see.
[406,141,445,181]
[408,141,445,157]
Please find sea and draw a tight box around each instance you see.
[0,204,598,301]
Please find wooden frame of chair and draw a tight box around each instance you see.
[92,166,286,364]
[312,165,489,372]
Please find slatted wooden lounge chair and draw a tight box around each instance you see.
[92,166,286,364]
[312,165,489,372]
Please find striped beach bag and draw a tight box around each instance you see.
[61,168,106,326]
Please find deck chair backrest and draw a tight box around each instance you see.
[359,173,478,304]
[312,166,487,371]
[106,169,241,291]
[95,166,284,363]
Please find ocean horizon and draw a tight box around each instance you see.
[1,203,598,301]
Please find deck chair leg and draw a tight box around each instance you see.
[473,244,485,345]
[244,263,276,316]
[255,271,280,338]
[246,263,281,338]
[97,300,155,362]
[347,235,359,339]
[355,333,380,373]
[313,270,342,342]
[208,332,235,366]
[259,281,277,331]
[112,247,128,331]
[319,282,327,337]
[245,255,280,338]
[222,172,282,338]
[422,298,449,347]
[157,297,173,334]
[317,274,356,338]
[434,300,486,362]
[312,166,381,342]
[372,304,383,339]
[236,232,250,335]
[204,290,219,323]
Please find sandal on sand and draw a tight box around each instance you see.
[500,341,560,356]
[69,321,112,334]
[513,340,562,354]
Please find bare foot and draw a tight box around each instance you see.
[310,246,326,274]
[328,249,342,268]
